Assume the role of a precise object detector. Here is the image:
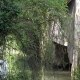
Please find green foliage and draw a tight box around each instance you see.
[6,54,31,80]
[0,0,20,33]
[0,0,70,80]
[45,39,55,62]
[44,39,55,70]
[0,0,69,54]
[3,34,31,80]
[14,0,69,55]
[74,66,80,80]
[4,52,31,80]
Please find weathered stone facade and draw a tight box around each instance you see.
[51,0,80,79]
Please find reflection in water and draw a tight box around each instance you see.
[44,71,71,80]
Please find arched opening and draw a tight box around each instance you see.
[53,42,71,71]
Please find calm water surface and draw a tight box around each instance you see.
[44,71,71,80]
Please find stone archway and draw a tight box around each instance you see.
[53,42,71,71]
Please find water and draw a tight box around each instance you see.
[44,71,71,80]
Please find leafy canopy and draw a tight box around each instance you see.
[0,0,69,54]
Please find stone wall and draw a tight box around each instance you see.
[67,0,75,64]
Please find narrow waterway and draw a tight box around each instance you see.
[44,71,71,80]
